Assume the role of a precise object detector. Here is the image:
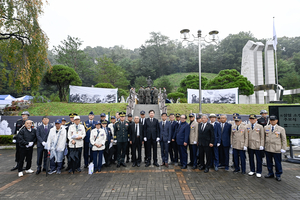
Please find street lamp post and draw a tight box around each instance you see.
[180,29,219,114]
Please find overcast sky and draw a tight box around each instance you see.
[39,0,300,50]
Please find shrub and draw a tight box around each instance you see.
[95,83,115,88]
[167,92,185,102]
[0,135,14,145]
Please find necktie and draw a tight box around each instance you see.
[252,124,254,130]
[163,122,165,129]
[136,124,139,136]
[97,130,99,134]
[151,118,153,122]
[45,125,47,133]
[90,120,92,125]
[56,130,58,133]
[76,125,78,132]
[272,126,274,132]
[222,123,224,132]
[202,123,205,131]
[237,126,239,131]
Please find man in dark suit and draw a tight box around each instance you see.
[144,110,160,167]
[159,113,172,167]
[171,113,181,164]
[139,110,147,163]
[36,116,52,174]
[198,114,214,173]
[176,115,190,169]
[130,116,144,167]
[102,120,113,166]
[219,114,232,171]
[209,113,221,171]
[83,111,97,168]
[168,113,177,164]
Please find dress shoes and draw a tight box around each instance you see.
[264,174,274,178]
[36,169,41,175]
[145,163,150,167]
[199,166,205,170]
[192,166,197,170]
[132,163,136,167]
[204,168,209,173]
[76,168,81,172]
[11,165,19,171]
[161,162,165,166]
[137,163,140,167]
[165,163,168,168]
[178,163,182,166]
[276,176,281,181]
[121,163,127,167]
[181,165,187,169]
[188,162,193,166]
[241,171,246,175]
[153,163,159,167]
[84,165,88,168]
[42,168,46,172]
[233,169,240,174]
[117,164,120,168]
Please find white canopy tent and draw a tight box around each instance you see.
[0,95,16,109]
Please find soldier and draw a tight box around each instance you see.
[246,114,264,178]
[229,113,240,125]
[126,113,133,163]
[113,112,129,168]
[231,116,248,174]
[172,113,181,164]
[216,114,221,123]
[61,118,67,126]
[64,113,77,171]
[138,86,144,104]
[139,111,147,163]
[264,115,286,181]
[154,86,159,104]
[101,120,113,167]
[145,86,151,104]
[163,87,167,100]
[108,116,117,163]
[100,113,110,125]
[83,111,97,168]
[11,111,30,171]
[90,121,106,172]
[150,87,154,104]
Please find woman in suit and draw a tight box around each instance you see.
[90,121,106,172]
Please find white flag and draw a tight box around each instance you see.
[273,18,277,51]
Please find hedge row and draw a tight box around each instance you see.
[0,135,14,145]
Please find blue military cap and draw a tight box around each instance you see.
[55,119,62,124]
[189,113,194,117]
[89,111,94,115]
[234,116,241,121]
[95,121,101,125]
[101,120,108,124]
[269,115,278,120]
[127,113,133,117]
[175,113,181,117]
[100,113,106,117]
[196,114,202,119]
[249,114,256,119]
[216,114,221,119]
[61,117,66,121]
[140,110,145,115]
[111,116,116,119]
[233,113,240,117]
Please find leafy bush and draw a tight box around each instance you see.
[95,83,115,88]
[118,88,129,99]
[167,92,185,102]
[0,135,14,145]
[179,98,187,103]
[177,75,208,95]
[31,91,49,103]
[49,93,60,102]
[154,75,174,94]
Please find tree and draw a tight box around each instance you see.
[133,76,147,91]
[95,83,115,88]
[205,69,254,96]
[177,75,208,95]
[154,76,173,94]
[94,56,129,90]
[52,35,95,86]
[167,92,185,102]
[0,0,50,92]
[43,65,82,102]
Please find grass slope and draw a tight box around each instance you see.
[153,72,217,92]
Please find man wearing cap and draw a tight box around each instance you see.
[90,121,106,172]
[188,113,198,169]
[168,113,177,164]
[264,115,286,181]
[126,113,134,163]
[129,116,144,167]
[68,116,86,173]
[171,113,181,164]
[138,86,144,104]
[216,114,221,123]
[108,116,117,164]
[100,113,110,125]
[17,119,36,177]
[61,118,67,126]
[139,110,147,163]
[83,111,97,168]
[114,112,129,167]
[159,113,172,167]
[231,116,248,174]
[246,114,264,177]
[102,120,113,166]
[36,116,52,175]
[176,115,190,169]
[209,113,222,171]
[46,119,66,175]
[257,110,269,167]
[153,86,158,104]
[64,113,77,170]
[11,111,30,171]
[219,114,232,171]
[144,110,160,167]
[198,115,214,173]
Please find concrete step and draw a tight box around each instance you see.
[133,104,161,121]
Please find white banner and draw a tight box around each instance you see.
[187,88,238,104]
[69,85,118,103]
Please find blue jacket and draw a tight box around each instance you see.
[159,121,172,142]
[172,121,180,140]
[103,127,112,142]
[84,120,97,143]
[212,122,222,146]
[176,121,190,145]
[220,122,232,147]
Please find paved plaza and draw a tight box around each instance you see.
[0,148,300,200]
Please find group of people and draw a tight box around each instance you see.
[11,109,286,181]
[137,86,159,104]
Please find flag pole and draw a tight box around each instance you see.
[273,17,279,101]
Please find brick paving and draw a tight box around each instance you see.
[0,148,300,200]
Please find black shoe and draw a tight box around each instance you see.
[132,163,136,167]
[42,168,46,172]
[65,167,70,171]
[276,177,281,181]
[84,165,88,168]
[68,169,72,173]
[76,168,81,172]
[178,163,182,166]
[145,163,150,167]
[137,163,140,167]
[94,169,98,172]
[264,174,274,178]
[36,169,41,175]
[153,163,159,167]
[188,162,193,166]
[233,170,240,174]
[192,166,197,169]
[121,163,127,167]
[117,164,120,168]
[199,166,205,170]
[241,172,246,175]
[126,159,129,163]
[11,165,18,171]
[181,165,187,169]
[204,168,209,173]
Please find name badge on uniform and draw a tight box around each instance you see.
[100,133,104,136]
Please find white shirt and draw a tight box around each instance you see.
[202,123,207,130]
[135,123,140,136]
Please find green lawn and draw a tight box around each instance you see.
[153,72,217,92]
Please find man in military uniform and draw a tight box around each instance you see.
[138,86,144,104]
[108,116,117,163]
[153,86,159,104]
[126,113,133,163]
[83,111,97,168]
[264,115,287,181]
[11,111,30,171]
[150,87,154,104]
[145,86,151,104]
[113,112,129,167]
[163,87,167,100]
[100,113,110,125]
[64,113,77,170]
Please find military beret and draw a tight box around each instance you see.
[249,114,256,119]
[127,113,133,117]
[189,113,194,117]
[101,120,108,124]
[175,113,181,117]
[100,113,106,117]
[209,113,217,118]
[69,113,77,117]
[234,116,241,121]
[89,111,94,115]
[119,112,126,117]
[61,118,66,121]
[269,115,278,120]
[140,110,145,115]
[233,113,240,117]
[95,121,101,125]
[55,119,62,124]
[110,116,116,119]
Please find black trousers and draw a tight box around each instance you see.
[15,142,20,163]
[144,139,148,161]
[70,147,82,169]
[37,147,47,170]
[170,141,179,162]
[104,141,112,165]
[132,139,142,164]
[112,145,118,162]
[199,145,212,169]
[117,142,127,164]
[146,138,158,164]
[126,141,132,161]
[83,141,93,166]
[18,147,33,172]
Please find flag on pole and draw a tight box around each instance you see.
[273,17,277,51]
